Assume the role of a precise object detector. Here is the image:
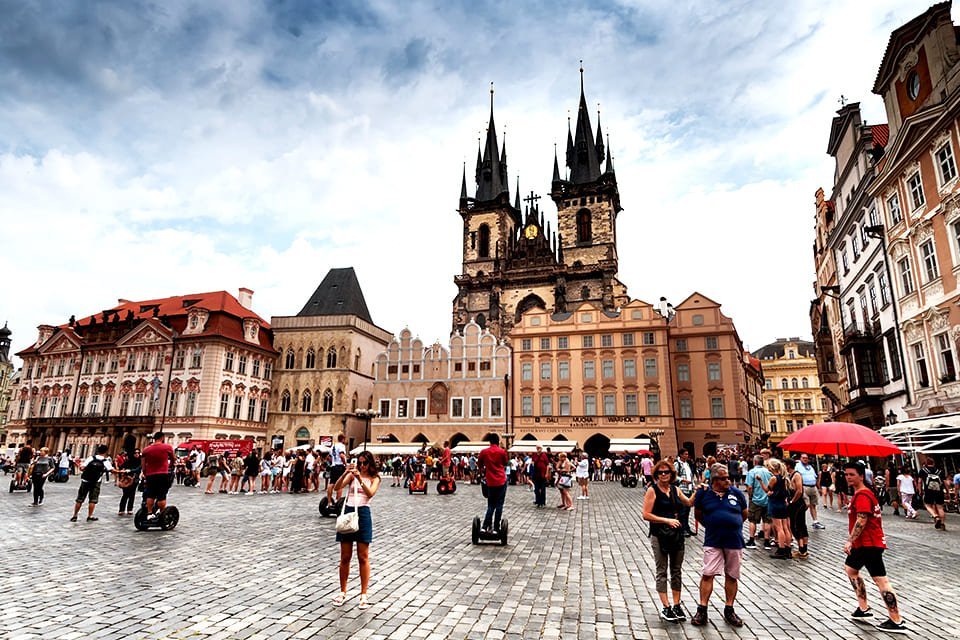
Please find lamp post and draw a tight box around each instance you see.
[355,409,380,453]
[648,428,665,458]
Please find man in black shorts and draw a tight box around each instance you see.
[843,461,906,633]
[918,457,947,531]
[14,440,34,486]
[141,433,176,517]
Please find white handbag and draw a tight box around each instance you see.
[335,481,360,534]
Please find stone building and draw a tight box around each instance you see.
[508,299,677,458]
[369,320,512,446]
[0,324,14,443]
[7,290,276,457]
[268,268,392,451]
[452,75,628,338]
[754,338,830,446]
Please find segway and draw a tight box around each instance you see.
[50,468,70,483]
[620,474,639,488]
[471,515,508,546]
[409,472,428,494]
[9,475,31,493]
[319,496,346,517]
[134,505,180,531]
[437,476,457,495]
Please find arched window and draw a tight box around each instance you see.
[351,392,358,412]
[285,349,295,369]
[576,209,592,243]
[801,377,809,388]
[301,390,312,413]
[280,390,291,412]
[781,378,788,389]
[322,389,334,412]
[305,348,316,369]
[791,378,799,389]
[478,224,490,258]
[354,348,361,370]
[295,427,310,439]
[326,347,337,369]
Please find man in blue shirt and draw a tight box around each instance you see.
[691,463,748,628]
[744,455,772,549]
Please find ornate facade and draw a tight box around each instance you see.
[754,338,830,446]
[0,324,14,443]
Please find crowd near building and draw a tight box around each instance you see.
[811,1,960,459]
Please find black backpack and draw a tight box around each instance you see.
[925,470,943,493]
[81,457,106,483]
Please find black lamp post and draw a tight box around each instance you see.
[355,409,380,453]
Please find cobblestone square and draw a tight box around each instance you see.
[2,478,957,639]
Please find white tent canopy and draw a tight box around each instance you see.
[607,438,653,454]
[349,443,425,456]
[509,440,578,454]
[452,441,494,454]
[880,413,960,454]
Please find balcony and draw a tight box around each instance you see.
[839,319,880,354]
[25,415,157,429]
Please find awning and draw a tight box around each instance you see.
[349,443,425,456]
[452,441,494,454]
[880,413,960,454]
[607,438,652,453]
[509,440,578,454]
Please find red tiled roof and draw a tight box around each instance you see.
[871,124,889,149]
[65,291,268,329]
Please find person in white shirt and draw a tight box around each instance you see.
[674,450,695,536]
[305,451,316,492]
[896,467,917,519]
[327,434,348,503]
[575,453,591,500]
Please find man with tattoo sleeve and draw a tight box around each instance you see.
[842,461,906,634]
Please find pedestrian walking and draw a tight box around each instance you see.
[896,467,918,519]
[29,447,55,507]
[575,453,590,500]
[797,453,824,529]
[763,458,792,559]
[531,445,550,508]
[918,457,948,530]
[821,463,835,511]
[642,460,694,623]
[117,448,141,515]
[691,463,748,627]
[843,460,907,633]
[674,450,696,536]
[70,444,113,522]
[333,450,381,609]
[785,458,810,559]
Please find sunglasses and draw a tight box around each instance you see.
[656,470,672,476]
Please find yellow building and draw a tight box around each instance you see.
[754,338,829,445]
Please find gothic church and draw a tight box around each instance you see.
[452,73,629,337]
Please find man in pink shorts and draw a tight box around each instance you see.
[691,463,749,627]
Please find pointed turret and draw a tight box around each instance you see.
[475,83,509,203]
[595,108,605,165]
[568,65,603,184]
[565,117,574,172]
[605,134,615,174]
[460,162,468,207]
[514,177,521,210]
[552,144,561,184]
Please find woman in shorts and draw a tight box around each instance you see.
[333,450,381,609]
[575,453,590,500]
[762,458,792,559]
[819,463,834,510]
[228,453,244,494]
[556,453,575,511]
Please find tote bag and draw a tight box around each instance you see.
[335,481,360,534]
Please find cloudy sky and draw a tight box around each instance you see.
[0,0,943,361]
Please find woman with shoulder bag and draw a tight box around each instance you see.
[555,453,574,511]
[332,450,381,609]
[117,449,141,515]
[642,460,695,623]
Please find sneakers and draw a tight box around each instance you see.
[744,539,757,549]
[763,539,773,550]
[671,604,686,621]
[877,618,907,633]
[812,521,826,530]
[69,516,78,522]
[723,607,744,627]
[690,607,708,626]
[791,550,809,559]
[850,607,874,622]
[659,606,678,622]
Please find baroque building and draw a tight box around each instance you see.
[754,338,830,446]
[6,290,276,457]
[267,268,392,451]
[452,75,628,338]
[0,324,14,443]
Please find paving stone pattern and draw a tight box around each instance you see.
[2,477,958,639]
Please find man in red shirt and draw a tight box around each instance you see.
[441,441,452,477]
[531,445,550,508]
[478,434,509,533]
[141,432,176,517]
[843,460,906,633]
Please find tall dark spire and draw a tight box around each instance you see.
[514,176,521,210]
[595,106,605,165]
[552,143,561,184]
[568,63,602,184]
[605,134,615,174]
[475,82,509,202]
[460,162,468,203]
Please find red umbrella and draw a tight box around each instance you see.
[779,421,902,457]
[634,449,653,457]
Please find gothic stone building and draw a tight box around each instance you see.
[452,76,628,338]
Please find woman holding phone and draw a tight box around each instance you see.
[332,450,381,609]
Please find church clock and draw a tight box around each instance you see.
[524,224,539,240]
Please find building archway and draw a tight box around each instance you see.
[295,427,310,446]
[702,441,718,457]
[520,433,538,441]
[412,433,429,444]
[380,433,400,443]
[583,433,610,459]
[515,294,547,324]
[449,432,469,448]
[552,434,568,441]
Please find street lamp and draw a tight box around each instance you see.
[648,428,664,458]
[355,408,380,453]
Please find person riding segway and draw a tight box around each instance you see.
[10,441,34,493]
[135,432,180,531]
[473,434,509,546]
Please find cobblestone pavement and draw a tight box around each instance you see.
[2,476,958,639]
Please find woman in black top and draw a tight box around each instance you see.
[29,447,55,506]
[819,463,834,510]
[642,459,695,623]
[117,449,141,515]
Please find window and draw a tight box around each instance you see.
[920,240,940,282]
[602,359,615,379]
[622,333,635,347]
[781,378,788,389]
[677,363,690,382]
[769,420,778,433]
[451,398,464,417]
[767,399,775,411]
[868,283,878,317]
[852,234,860,259]
[765,378,772,390]
[937,333,956,381]
[603,394,616,415]
[869,207,880,228]
[101,394,111,416]
[304,349,315,369]
[913,342,930,388]
[247,399,256,421]
[521,339,532,351]
[584,394,597,416]
[642,358,655,377]
[233,396,242,420]
[675,339,687,352]
[877,271,890,307]
[489,397,502,418]
[643,332,655,345]
[76,395,86,416]
[801,377,809,388]
[322,389,334,412]
[86,395,96,416]
[521,362,533,381]
[792,377,799,389]
[301,390,312,413]
[907,172,925,210]
[710,397,725,418]
[280,391,291,412]
[558,395,571,416]
[707,362,721,381]
[540,362,551,380]
[397,400,409,418]
[582,335,594,348]
[679,397,693,419]
[379,399,391,416]
[258,400,267,423]
[124,354,135,372]
[263,362,272,380]
[784,399,792,411]
[576,209,592,243]
[478,224,490,258]
[252,359,261,377]
[786,420,794,432]
[540,337,551,350]
[558,361,570,380]
[96,358,105,374]
[936,142,957,184]
[326,348,337,368]
[285,349,295,369]
[625,393,638,415]
[898,257,915,295]
[133,393,144,416]
[840,245,849,272]
[557,336,569,350]
[470,397,483,417]
[622,359,636,378]
[583,360,595,379]
[601,334,613,347]
[887,333,902,380]
[191,348,203,368]
[804,398,812,410]
[645,393,659,415]
[236,355,247,375]
[521,396,533,416]
[83,356,92,374]
[887,193,902,225]
[540,396,553,416]
[224,352,234,371]
[415,398,427,418]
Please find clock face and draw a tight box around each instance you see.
[907,71,920,101]
[524,224,538,240]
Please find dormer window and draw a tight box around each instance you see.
[907,70,920,101]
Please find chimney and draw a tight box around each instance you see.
[238,288,254,309]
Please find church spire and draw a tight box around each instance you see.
[568,62,602,184]
[460,162,468,205]
[514,176,521,210]
[605,134,615,174]
[595,105,605,165]
[552,143,561,184]
[475,82,509,203]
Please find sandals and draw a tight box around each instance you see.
[358,594,370,610]
[332,592,347,607]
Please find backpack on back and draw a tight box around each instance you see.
[81,457,106,483]
[925,470,943,493]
